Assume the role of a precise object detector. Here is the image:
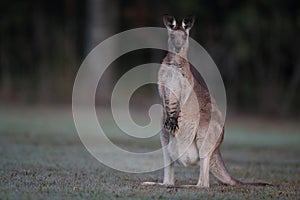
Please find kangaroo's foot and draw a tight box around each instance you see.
[141,182,174,187]
[177,184,208,189]
[142,182,209,189]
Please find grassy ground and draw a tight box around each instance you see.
[0,106,300,199]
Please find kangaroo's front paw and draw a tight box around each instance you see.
[164,117,178,134]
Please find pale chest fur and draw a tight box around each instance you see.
[158,64,194,106]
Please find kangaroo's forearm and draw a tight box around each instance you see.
[164,99,180,118]
[162,86,181,119]
[161,87,181,133]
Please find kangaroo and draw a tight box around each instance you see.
[142,15,271,188]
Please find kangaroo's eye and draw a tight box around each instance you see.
[182,35,187,40]
[170,34,175,40]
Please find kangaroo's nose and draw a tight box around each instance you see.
[175,41,181,47]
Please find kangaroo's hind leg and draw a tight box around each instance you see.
[160,128,174,185]
[196,151,213,187]
[142,129,174,187]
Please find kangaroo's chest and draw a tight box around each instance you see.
[162,65,185,88]
[159,64,193,101]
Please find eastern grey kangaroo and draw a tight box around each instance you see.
[142,15,271,188]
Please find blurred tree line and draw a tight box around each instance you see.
[1,0,300,116]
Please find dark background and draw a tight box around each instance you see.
[1,1,300,198]
[1,0,300,117]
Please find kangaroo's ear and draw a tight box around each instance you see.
[182,15,195,32]
[163,15,176,30]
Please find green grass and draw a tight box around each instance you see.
[0,106,300,199]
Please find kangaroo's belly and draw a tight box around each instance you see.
[168,139,200,167]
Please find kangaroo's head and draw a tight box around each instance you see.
[163,15,195,55]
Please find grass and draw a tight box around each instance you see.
[0,106,300,199]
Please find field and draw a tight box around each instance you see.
[0,106,300,199]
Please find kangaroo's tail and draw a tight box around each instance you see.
[209,148,273,186]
